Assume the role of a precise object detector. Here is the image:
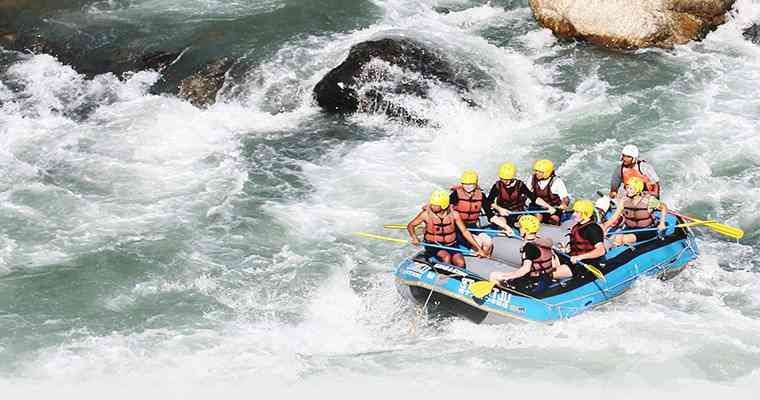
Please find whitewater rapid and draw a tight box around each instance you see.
[1,0,760,398]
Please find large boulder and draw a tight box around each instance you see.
[529,0,736,49]
[313,38,475,124]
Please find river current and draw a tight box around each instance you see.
[1,0,760,398]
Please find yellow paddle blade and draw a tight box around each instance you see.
[581,263,606,282]
[704,221,744,240]
[354,232,409,244]
[469,281,496,299]
[681,216,744,240]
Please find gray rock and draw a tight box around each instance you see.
[178,57,234,108]
[743,23,760,44]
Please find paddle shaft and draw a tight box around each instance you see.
[429,260,543,301]
[554,249,605,281]
[420,242,475,256]
[605,220,712,236]
[499,209,553,215]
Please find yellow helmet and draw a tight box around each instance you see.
[626,176,645,195]
[498,162,516,180]
[459,170,478,185]
[429,189,450,209]
[518,215,541,234]
[533,159,554,176]
[572,200,595,220]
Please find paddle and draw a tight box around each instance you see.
[668,210,744,240]
[605,220,716,236]
[383,223,426,231]
[469,228,514,235]
[466,280,495,298]
[384,225,517,238]
[383,208,553,230]
[355,231,528,301]
[553,249,606,282]
[496,209,553,216]
[353,232,474,254]
[383,223,408,229]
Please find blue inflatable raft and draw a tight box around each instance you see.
[394,214,699,323]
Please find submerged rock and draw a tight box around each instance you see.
[0,31,17,47]
[529,0,736,49]
[5,31,183,77]
[313,38,474,124]
[744,24,760,44]
[178,57,233,108]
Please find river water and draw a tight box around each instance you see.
[1,0,760,398]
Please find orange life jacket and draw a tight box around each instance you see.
[531,174,562,207]
[423,208,458,246]
[453,186,483,225]
[495,179,528,211]
[622,160,657,194]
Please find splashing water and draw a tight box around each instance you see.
[1,0,760,397]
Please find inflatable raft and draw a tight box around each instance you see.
[394,214,699,323]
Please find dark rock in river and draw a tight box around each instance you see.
[0,31,17,47]
[313,38,475,124]
[744,24,760,45]
[2,29,233,108]
[178,57,234,108]
[4,30,183,77]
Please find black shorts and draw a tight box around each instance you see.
[424,243,463,259]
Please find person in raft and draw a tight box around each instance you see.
[485,162,556,235]
[529,159,569,225]
[558,200,607,270]
[407,189,487,267]
[449,170,494,256]
[488,215,573,287]
[609,144,661,199]
[607,176,668,247]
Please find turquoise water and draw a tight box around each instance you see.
[1,0,760,397]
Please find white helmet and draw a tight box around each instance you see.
[621,144,639,159]
[595,196,611,213]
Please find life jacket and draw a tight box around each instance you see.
[621,160,657,194]
[495,179,528,211]
[524,237,555,278]
[596,208,622,228]
[423,208,458,246]
[622,196,655,229]
[531,173,562,207]
[453,186,483,225]
[570,220,598,256]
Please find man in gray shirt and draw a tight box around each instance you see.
[609,144,661,199]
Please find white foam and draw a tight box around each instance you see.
[3,0,760,393]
